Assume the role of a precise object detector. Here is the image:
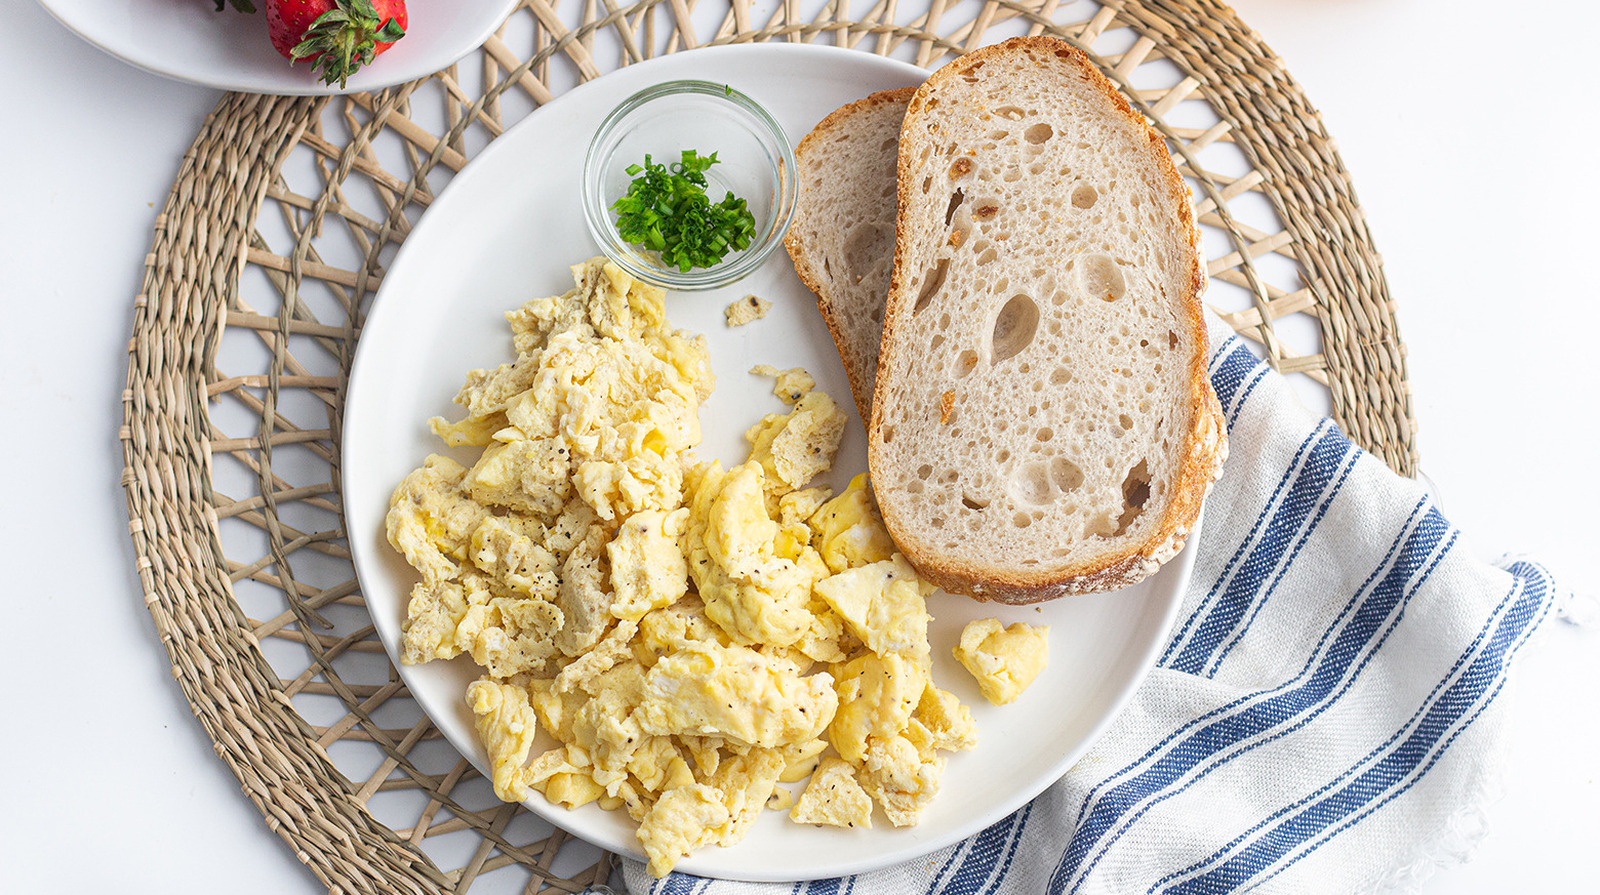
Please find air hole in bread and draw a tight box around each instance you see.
[1012,513,1033,529]
[931,334,945,350]
[930,516,946,530]
[976,246,999,267]
[1071,184,1098,209]
[1024,123,1053,144]
[917,464,932,480]
[1050,367,1072,385]
[1077,253,1126,302]
[1028,162,1046,175]
[1114,460,1151,535]
[1049,457,1084,492]
[950,157,973,179]
[907,480,924,494]
[1036,427,1053,441]
[1010,462,1051,505]
[996,449,1011,463]
[961,495,989,511]
[956,349,978,377]
[995,105,1024,121]
[1003,169,1023,183]
[1120,414,1134,431]
[844,224,889,283]
[881,425,895,444]
[1168,330,1179,349]
[945,189,966,226]
[990,294,1040,364]
[921,175,933,195]
[913,258,950,314]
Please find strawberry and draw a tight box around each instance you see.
[265,0,408,89]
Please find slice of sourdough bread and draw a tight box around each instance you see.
[868,36,1227,604]
[783,87,915,423]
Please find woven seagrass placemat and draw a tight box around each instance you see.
[120,1,1415,891]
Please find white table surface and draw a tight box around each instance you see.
[2,0,1594,891]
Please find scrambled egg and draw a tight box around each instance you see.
[724,293,772,326]
[386,258,1033,877]
[953,618,1051,705]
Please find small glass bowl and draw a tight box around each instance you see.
[582,80,798,291]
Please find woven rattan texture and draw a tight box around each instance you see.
[120,1,1415,891]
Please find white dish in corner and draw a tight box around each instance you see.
[343,43,1196,882]
[37,0,520,95]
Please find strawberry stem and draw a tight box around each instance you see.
[288,0,406,89]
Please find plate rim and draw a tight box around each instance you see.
[36,0,523,95]
[342,41,1196,881]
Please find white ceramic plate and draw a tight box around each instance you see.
[37,0,519,95]
[344,43,1196,881]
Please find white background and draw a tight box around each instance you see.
[2,0,1593,891]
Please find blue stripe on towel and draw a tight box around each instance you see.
[1208,337,1262,415]
[1051,501,1453,894]
[1072,496,1432,832]
[1201,441,1362,677]
[1162,421,1356,675]
[1158,420,1332,669]
[980,803,1035,895]
[937,805,1028,895]
[1159,560,1552,893]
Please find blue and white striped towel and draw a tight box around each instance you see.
[622,329,1560,895]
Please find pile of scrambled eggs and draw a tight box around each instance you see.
[385,258,1043,876]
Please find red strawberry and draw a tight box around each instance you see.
[265,0,408,89]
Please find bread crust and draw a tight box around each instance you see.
[869,36,1223,604]
[784,87,917,423]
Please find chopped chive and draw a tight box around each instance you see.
[610,149,757,271]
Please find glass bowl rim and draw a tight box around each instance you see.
[581,79,799,291]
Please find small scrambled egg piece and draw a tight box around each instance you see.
[638,785,730,877]
[751,364,816,405]
[682,461,825,648]
[790,756,874,828]
[724,293,773,327]
[815,554,932,661]
[391,256,1038,877]
[635,641,837,747]
[810,474,896,574]
[954,618,1052,705]
[745,390,847,493]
